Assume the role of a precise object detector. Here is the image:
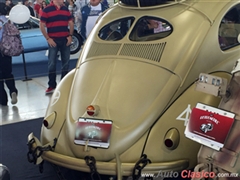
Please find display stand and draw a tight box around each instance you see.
[21,52,32,81]
[21,47,48,81]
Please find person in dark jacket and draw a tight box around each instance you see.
[22,0,35,17]
[5,0,14,15]
[80,0,108,40]
[0,2,18,106]
[101,0,108,7]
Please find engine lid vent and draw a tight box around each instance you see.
[120,42,166,62]
[86,41,166,63]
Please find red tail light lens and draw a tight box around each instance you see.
[86,105,99,116]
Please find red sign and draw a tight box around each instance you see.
[188,107,234,144]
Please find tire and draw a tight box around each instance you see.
[120,0,167,7]
[70,31,83,54]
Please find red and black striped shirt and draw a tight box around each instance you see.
[40,3,72,39]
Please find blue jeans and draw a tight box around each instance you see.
[48,38,70,88]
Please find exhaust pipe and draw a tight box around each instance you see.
[164,128,180,150]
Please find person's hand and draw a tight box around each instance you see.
[67,36,72,46]
[47,38,56,47]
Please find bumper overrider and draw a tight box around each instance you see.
[27,133,189,177]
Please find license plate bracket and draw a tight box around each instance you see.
[74,117,113,148]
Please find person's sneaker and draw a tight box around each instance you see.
[45,87,55,94]
[11,92,18,104]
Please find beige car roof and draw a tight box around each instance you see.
[117,0,234,23]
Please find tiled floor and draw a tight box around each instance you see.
[0,75,58,125]
[1,50,80,125]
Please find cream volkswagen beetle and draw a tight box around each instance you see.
[27,0,240,179]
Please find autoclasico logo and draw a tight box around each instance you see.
[181,170,215,178]
[141,170,215,179]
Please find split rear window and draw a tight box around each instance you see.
[99,16,172,41]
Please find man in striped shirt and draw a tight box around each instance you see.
[40,0,74,94]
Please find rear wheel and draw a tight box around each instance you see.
[70,31,83,54]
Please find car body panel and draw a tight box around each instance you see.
[67,58,180,160]
[144,72,232,168]
[20,29,48,52]
[27,0,240,177]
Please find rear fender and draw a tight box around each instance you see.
[143,72,231,170]
[40,69,75,145]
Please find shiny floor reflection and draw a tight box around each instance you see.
[0,76,60,125]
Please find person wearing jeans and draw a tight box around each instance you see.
[48,38,70,89]
[40,0,74,94]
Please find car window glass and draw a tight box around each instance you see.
[218,5,240,50]
[129,16,172,41]
[99,17,135,41]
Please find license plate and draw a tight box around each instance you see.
[74,117,113,148]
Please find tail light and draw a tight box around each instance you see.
[86,105,100,116]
